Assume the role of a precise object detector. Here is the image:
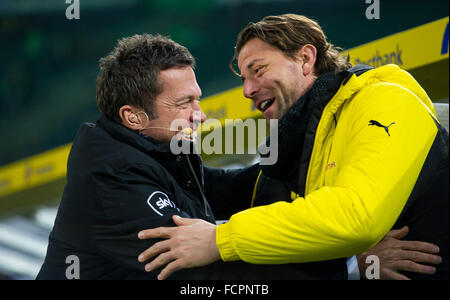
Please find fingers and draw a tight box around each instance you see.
[138,239,171,263]
[386,226,409,239]
[399,240,440,254]
[399,250,442,265]
[394,260,437,275]
[145,251,176,273]
[172,215,201,226]
[138,217,203,240]
[138,227,174,240]
[157,260,185,280]
[386,227,440,254]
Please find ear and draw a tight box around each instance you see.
[119,105,142,130]
[298,44,317,76]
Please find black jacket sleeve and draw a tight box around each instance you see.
[91,164,191,275]
[91,163,278,280]
[203,163,260,220]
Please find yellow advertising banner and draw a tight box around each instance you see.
[342,17,449,70]
[0,144,71,198]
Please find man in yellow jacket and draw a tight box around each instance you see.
[137,14,448,279]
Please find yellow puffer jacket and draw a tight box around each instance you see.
[216,64,440,264]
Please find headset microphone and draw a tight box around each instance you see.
[182,127,193,137]
[143,126,196,141]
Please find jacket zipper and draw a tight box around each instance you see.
[185,154,211,217]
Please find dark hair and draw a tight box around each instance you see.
[230,14,351,76]
[96,34,195,122]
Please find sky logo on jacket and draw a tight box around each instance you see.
[147,191,179,216]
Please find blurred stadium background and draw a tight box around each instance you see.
[0,0,448,280]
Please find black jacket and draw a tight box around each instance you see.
[37,114,339,280]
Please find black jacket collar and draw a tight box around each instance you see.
[260,71,346,195]
[260,65,374,195]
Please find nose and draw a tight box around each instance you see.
[191,100,206,125]
[243,78,259,100]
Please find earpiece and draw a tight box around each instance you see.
[129,113,138,123]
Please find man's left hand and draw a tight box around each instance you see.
[357,226,441,279]
[137,215,220,280]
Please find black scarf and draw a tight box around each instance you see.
[259,71,346,196]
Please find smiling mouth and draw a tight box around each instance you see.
[257,98,275,112]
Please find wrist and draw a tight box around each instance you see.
[356,254,367,279]
[211,225,221,262]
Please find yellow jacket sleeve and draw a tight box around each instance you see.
[216,82,438,264]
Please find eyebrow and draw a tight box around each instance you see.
[246,58,264,71]
[240,58,265,82]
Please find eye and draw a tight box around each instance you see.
[178,97,198,107]
[254,65,265,75]
[177,100,190,107]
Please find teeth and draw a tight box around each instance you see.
[259,99,273,111]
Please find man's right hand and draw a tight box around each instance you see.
[357,226,442,280]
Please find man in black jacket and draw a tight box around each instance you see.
[36,34,241,279]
